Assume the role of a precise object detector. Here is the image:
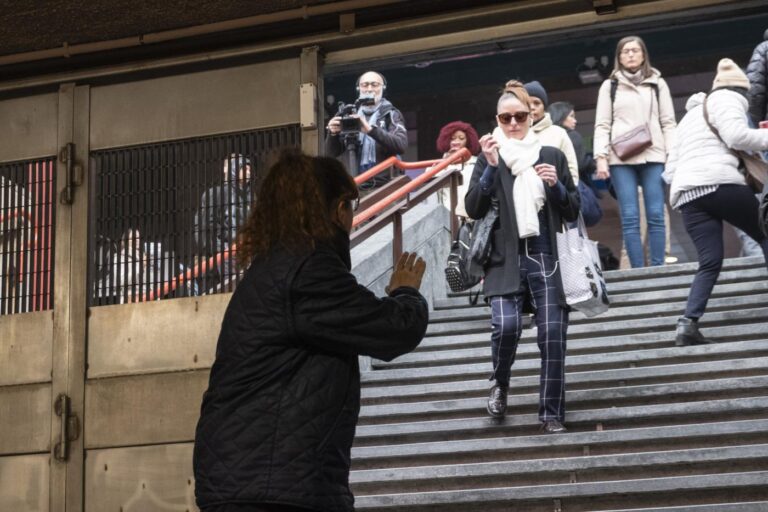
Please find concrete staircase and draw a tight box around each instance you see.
[351,256,768,511]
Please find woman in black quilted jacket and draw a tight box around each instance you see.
[193,149,429,512]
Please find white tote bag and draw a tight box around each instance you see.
[555,215,610,317]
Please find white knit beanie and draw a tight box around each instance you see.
[712,58,750,90]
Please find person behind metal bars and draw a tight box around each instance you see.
[194,153,253,286]
[193,148,428,512]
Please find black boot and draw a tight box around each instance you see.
[675,317,715,346]
[487,385,508,418]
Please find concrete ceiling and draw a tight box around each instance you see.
[0,0,339,56]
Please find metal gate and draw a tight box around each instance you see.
[0,84,89,512]
[80,57,306,512]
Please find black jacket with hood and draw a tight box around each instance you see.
[747,33,768,125]
[193,229,428,512]
[325,98,408,181]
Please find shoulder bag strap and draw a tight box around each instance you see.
[702,93,727,144]
[703,93,754,176]
[609,79,618,146]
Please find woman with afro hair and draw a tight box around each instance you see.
[434,120,481,219]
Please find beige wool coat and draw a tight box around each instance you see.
[593,68,677,165]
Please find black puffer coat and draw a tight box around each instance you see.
[193,231,428,512]
[747,38,768,125]
[464,147,580,305]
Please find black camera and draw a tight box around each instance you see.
[336,93,377,133]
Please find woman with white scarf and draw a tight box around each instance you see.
[465,81,580,434]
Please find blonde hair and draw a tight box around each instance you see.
[499,79,531,110]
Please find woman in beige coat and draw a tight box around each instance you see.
[594,35,677,267]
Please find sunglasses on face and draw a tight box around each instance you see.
[497,111,530,125]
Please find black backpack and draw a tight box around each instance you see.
[445,220,480,293]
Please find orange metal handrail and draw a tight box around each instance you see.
[144,149,471,303]
[353,155,465,185]
[352,148,470,227]
[144,244,237,302]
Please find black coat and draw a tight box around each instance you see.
[193,231,428,512]
[566,129,597,190]
[464,147,580,304]
[325,99,408,178]
[747,40,768,125]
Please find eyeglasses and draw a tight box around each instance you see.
[497,111,530,125]
[620,48,643,55]
[359,81,383,89]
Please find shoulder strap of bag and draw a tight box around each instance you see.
[609,79,617,146]
[702,93,758,178]
[701,94,725,144]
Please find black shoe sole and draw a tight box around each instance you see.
[486,402,506,418]
[675,334,715,346]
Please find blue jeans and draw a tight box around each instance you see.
[610,163,667,267]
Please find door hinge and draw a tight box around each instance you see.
[53,393,80,462]
[59,142,83,205]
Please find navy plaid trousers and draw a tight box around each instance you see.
[489,252,569,422]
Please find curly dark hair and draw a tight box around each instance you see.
[435,121,481,155]
[236,148,358,267]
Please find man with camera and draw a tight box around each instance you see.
[325,70,408,187]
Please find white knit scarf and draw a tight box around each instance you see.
[492,127,545,238]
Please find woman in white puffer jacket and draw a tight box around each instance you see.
[664,58,768,347]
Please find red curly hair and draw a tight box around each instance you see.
[435,121,481,156]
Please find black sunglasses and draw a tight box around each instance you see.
[497,111,530,125]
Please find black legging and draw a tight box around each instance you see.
[680,184,768,319]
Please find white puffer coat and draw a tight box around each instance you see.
[664,88,768,208]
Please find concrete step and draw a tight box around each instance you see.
[393,322,768,369]
[435,279,768,310]
[422,305,768,339]
[353,256,768,510]
[353,396,768,446]
[427,292,768,326]
[362,357,768,404]
[441,257,765,301]
[354,471,768,511]
[351,443,768,494]
[601,256,765,282]
[351,419,768,468]
[364,339,768,385]
[435,258,768,310]
[595,503,768,512]
[406,322,767,356]
[358,375,768,424]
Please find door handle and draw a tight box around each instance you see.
[59,143,83,205]
[53,393,80,462]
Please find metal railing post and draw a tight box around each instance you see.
[392,211,403,264]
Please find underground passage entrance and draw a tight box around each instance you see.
[324,7,768,266]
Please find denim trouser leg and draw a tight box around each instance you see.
[639,163,667,266]
[610,163,667,267]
